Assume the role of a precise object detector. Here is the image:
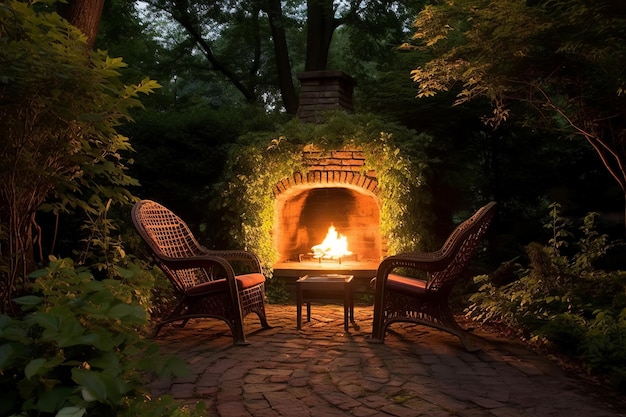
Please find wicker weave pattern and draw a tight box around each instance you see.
[371,202,496,352]
[132,200,270,345]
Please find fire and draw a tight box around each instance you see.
[311,225,352,260]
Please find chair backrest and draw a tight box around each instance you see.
[132,200,212,290]
[427,202,496,293]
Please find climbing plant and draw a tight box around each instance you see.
[215,112,434,273]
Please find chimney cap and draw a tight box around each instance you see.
[297,70,356,86]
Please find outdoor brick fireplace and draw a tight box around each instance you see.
[272,145,383,278]
[272,70,381,282]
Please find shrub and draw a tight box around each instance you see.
[0,0,159,310]
[467,203,626,390]
[0,257,203,417]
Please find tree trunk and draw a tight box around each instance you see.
[60,0,105,50]
[263,0,298,114]
[305,0,337,71]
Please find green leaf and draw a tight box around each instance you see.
[28,268,52,279]
[0,343,14,368]
[25,357,47,379]
[72,369,108,402]
[56,407,86,417]
[13,295,42,306]
[34,313,60,331]
[107,303,136,319]
[116,266,135,279]
[88,328,118,351]
[0,314,12,328]
[30,386,75,414]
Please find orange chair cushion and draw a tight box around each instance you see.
[235,273,265,289]
[185,273,265,296]
[385,273,427,296]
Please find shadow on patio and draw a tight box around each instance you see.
[148,304,626,417]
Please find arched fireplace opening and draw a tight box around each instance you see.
[274,184,381,269]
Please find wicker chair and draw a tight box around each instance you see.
[370,202,497,352]
[131,199,270,345]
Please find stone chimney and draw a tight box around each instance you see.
[296,70,356,123]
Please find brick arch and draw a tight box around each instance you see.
[272,172,382,264]
[272,170,378,198]
[271,146,384,264]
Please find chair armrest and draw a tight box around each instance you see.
[377,251,451,278]
[155,255,241,304]
[157,254,238,282]
[198,248,263,274]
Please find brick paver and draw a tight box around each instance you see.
[148,304,626,416]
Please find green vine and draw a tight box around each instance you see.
[215,112,435,273]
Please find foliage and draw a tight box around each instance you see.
[467,203,626,390]
[124,103,284,236]
[138,0,424,111]
[0,257,204,417]
[410,0,626,213]
[264,277,291,305]
[0,0,159,310]
[215,112,434,273]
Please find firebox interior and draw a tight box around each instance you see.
[274,186,381,264]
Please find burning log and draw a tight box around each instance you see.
[311,225,352,261]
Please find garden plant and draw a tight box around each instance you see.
[468,203,626,391]
[0,1,203,415]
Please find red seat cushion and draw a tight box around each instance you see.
[385,273,427,296]
[184,273,265,296]
[235,273,265,289]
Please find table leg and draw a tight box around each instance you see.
[306,302,311,322]
[343,283,349,332]
[349,281,355,324]
[296,283,302,330]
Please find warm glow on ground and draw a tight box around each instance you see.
[311,225,352,260]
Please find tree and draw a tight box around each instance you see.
[142,0,422,113]
[304,0,338,71]
[409,0,626,227]
[59,0,105,49]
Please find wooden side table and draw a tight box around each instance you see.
[296,274,355,332]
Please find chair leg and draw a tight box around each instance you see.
[231,313,250,346]
[371,290,481,352]
[151,322,165,338]
[256,310,272,329]
[240,284,272,331]
[432,301,481,352]
[457,332,481,353]
[370,276,387,343]
[151,300,187,337]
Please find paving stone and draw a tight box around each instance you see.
[350,406,381,417]
[468,395,507,409]
[243,383,289,393]
[380,403,424,417]
[488,407,531,417]
[216,401,252,417]
[147,304,626,417]
[170,383,198,399]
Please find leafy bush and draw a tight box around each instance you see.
[0,0,159,309]
[0,257,204,417]
[467,203,626,390]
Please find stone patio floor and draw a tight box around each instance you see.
[148,303,626,417]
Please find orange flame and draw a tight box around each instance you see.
[311,225,352,259]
